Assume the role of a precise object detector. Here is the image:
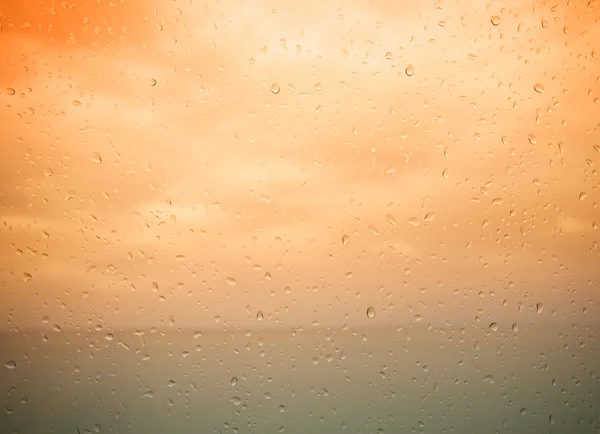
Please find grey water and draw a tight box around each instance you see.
[1,324,599,434]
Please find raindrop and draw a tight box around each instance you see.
[89,153,102,164]
[22,273,32,283]
[6,88,16,95]
[279,405,285,412]
[149,78,157,86]
[578,192,587,201]
[385,214,396,225]
[385,52,392,60]
[225,277,237,286]
[341,234,350,245]
[489,322,499,332]
[536,303,544,313]
[490,15,501,26]
[405,64,414,76]
[424,212,436,222]
[270,83,280,94]
[407,217,419,227]
[533,83,544,93]
[231,377,238,386]
[4,361,16,369]
[367,306,376,318]
[520,408,528,416]
[231,396,242,405]
[257,311,264,321]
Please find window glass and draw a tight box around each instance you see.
[1,0,599,433]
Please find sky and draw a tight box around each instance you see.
[0,0,599,331]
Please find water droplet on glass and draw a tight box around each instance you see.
[270,83,280,94]
[424,212,436,222]
[257,311,264,321]
[279,405,285,412]
[579,192,587,201]
[536,303,544,313]
[231,376,238,386]
[520,408,528,416]
[385,214,396,225]
[89,153,102,164]
[489,322,499,332]
[490,16,501,26]
[4,361,16,369]
[226,277,237,286]
[341,234,350,245]
[405,64,414,76]
[367,306,376,318]
[385,52,392,60]
[149,78,157,86]
[231,396,242,405]
[533,83,544,93]
[22,273,32,283]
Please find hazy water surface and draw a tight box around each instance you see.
[1,324,599,434]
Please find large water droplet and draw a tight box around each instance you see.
[4,360,16,369]
[489,322,499,332]
[533,83,544,93]
[367,306,376,318]
[490,15,501,26]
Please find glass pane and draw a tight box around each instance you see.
[1,0,599,433]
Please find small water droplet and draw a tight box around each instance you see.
[407,217,420,227]
[536,303,544,313]
[533,83,544,93]
[6,88,16,95]
[22,273,32,283]
[256,311,264,321]
[367,306,376,318]
[490,15,501,26]
[579,192,587,201]
[4,361,16,369]
[270,83,280,94]
[89,153,102,164]
[225,277,237,286]
[231,376,238,386]
[385,214,396,225]
[149,78,157,86]
[231,396,242,405]
[405,64,414,76]
[424,212,436,222]
[341,234,350,245]
[489,322,499,332]
[385,52,392,60]
[520,408,528,416]
[279,405,285,412]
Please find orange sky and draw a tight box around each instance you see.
[1,0,599,331]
